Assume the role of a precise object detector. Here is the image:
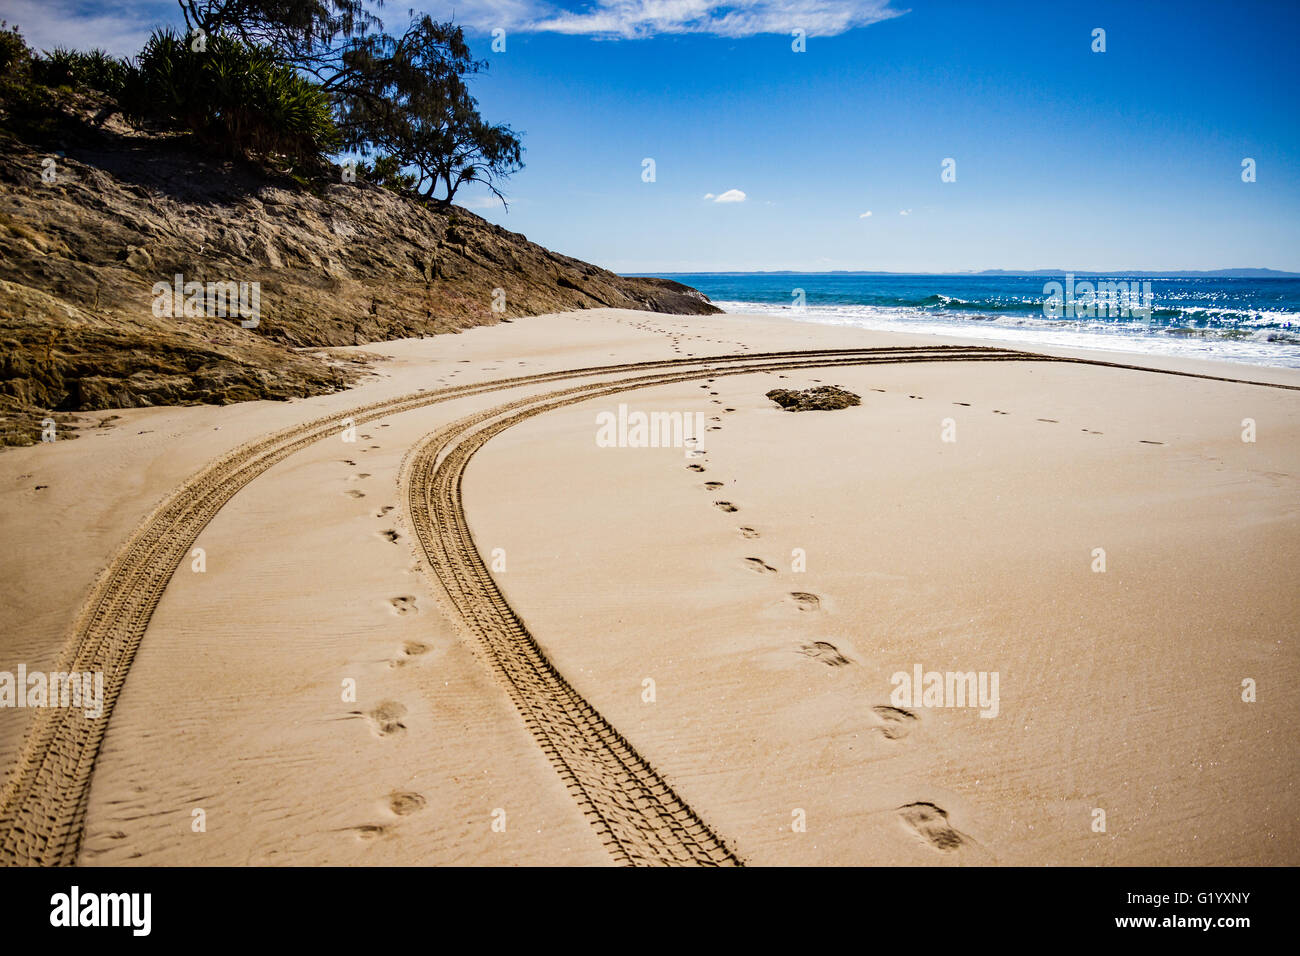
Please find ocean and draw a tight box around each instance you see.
[652,273,1300,368]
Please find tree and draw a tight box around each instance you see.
[333,15,523,207]
[129,28,339,165]
[424,88,524,208]
[178,0,381,85]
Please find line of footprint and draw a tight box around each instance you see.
[626,316,755,357]
[687,378,973,856]
[334,426,431,843]
[865,383,1165,443]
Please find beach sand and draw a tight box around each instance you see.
[1,309,1296,865]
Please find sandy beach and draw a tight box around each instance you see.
[1,308,1296,866]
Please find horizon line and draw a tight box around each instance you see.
[630,268,1300,278]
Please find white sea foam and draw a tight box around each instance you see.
[715,301,1300,369]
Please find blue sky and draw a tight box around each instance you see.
[5,1,1300,272]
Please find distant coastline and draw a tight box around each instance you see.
[645,269,1300,278]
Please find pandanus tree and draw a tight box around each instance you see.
[9,1,525,202]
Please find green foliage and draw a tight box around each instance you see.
[127,28,339,165]
[0,22,60,140]
[1,4,524,204]
[0,21,30,74]
[32,48,134,97]
[357,154,417,193]
[179,1,379,78]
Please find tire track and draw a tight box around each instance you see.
[0,345,1000,865]
[402,349,1059,866]
[6,342,1281,865]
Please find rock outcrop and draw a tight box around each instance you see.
[765,386,863,412]
[0,94,720,445]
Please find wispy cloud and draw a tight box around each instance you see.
[420,1,905,39]
[6,2,905,58]
[858,210,872,218]
[712,189,747,203]
[1,0,176,58]
[899,208,911,216]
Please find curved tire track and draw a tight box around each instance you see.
[401,349,1059,866]
[5,343,1284,865]
[0,345,997,864]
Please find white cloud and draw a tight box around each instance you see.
[703,192,715,200]
[420,1,904,39]
[859,210,872,218]
[899,208,912,216]
[713,189,747,203]
[2,0,174,58]
[4,2,905,60]
[459,195,507,209]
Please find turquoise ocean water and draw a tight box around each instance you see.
[651,273,1300,368]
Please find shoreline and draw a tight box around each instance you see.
[709,301,1300,371]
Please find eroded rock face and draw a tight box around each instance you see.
[765,386,863,412]
[0,104,720,444]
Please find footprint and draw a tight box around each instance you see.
[345,824,390,841]
[1139,439,1164,445]
[723,407,735,413]
[342,459,356,466]
[738,526,760,538]
[687,464,706,472]
[703,481,724,490]
[376,505,394,516]
[992,410,1009,415]
[402,641,429,657]
[357,473,371,479]
[715,501,738,513]
[872,705,918,739]
[389,596,417,615]
[369,701,408,735]
[346,701,407,737]
[789,591,821,611]
[952,401,969,406]
[379,529,400,543]
[344,489,365,498]
[387,792,427,816]
[1036,418,1058,423]
[799,641,851,667]
[743,557,778,574]
[898,802,964,851]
